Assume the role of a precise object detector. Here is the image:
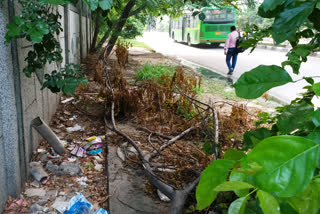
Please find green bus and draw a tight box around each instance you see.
[169,7,236,47]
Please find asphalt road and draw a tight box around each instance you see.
[141,32,320,104]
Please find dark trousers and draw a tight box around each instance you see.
[226,48,238,71]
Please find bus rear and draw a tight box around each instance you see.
[200,8,236,45]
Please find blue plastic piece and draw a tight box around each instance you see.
[88,148,102,155]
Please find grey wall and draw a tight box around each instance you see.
[0,1,92,211]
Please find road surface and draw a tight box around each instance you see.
[140,32,320,104]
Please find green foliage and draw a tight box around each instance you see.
[42,64,88,94]
[5,0,89,94]
[196,159,235,210]
[223,148,246,161]
[83,0,113,11]
[242,128,271,150]
[233,65,292,99]
[257,190,280,214]
[136,63,176,84]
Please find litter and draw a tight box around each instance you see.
[52,197,69,213]
[25,188,46,197]
[76,177,88,186]
[71,145,86,157]
[30,162,49,184]
[65,193,108,214]
[66,124,84,133]
[48,154,60,159]
[68,157,77,162]
[94,163,103,172]
[61,97,75,104]
[157,189,171,202]
[8,199,28,211]
[84,136,104,150]
[88,148,102,156]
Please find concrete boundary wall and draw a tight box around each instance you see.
[0,1,93,211]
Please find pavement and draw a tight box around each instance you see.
[140,32,320,104]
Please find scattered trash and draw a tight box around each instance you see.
[76,177,88,186]
[71,145,86,157]
[30,203,45,213]
[65,193,108,214]
[157,189,171,202]
[88,148,102,156]
[31,117,65,155]
[8,199,28,211]
[52,197,69,213]
[84,136,104,150]
[61,97,75,104]
[30,162,49,184]
[66,124,84,133]
[93,156,104,163]
[25,188,46,197]
[46,161,59,172]
[69,115,78,121]
[37,148,46,153]
[94,163,103,172]
[68,157,77,162]
[48,154,60,159]
[58,162,81,176]
[31,180,40,188]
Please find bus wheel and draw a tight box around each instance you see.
[187,35,191,46]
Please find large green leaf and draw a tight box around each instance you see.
[243,128,271,150]
[259,0,286,14]
[228,196,248,214]
[39,0,70,5]
[257,190,280,214]
[276,101,314,134]
[99,0,113,10]
[233,65,292,99]
[224,148,246,161]
[215,181,254,192]
[248,136,319,197]
[287,179,320,214]
[196,159,235,210]
[272,1,316,44]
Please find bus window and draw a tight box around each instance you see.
[203,9,235,24]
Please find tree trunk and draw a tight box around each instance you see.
[90,9,101,53]
[100,0,137,58]
[96,28,112,51]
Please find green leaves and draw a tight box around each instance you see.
[224,148,246,161]
[308,8,320,31]
[247,136,319,197]
[313,82,320,96]
[42,64,88,95]
[39,0,70,5]
[5,23,21,43]
[215,181,254,192]
[233,65,292,99]
[272,1,316,44]
[228,196,248,214]
[243,128,271,150]
[257,190,280,214]
[196,159,235,210]
[83,0,113,11]
[312,109,320,127]
[287,179,320,214]
[99,0,113,10]
[276,101,314,134]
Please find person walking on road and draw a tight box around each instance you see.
[224,25,239,75]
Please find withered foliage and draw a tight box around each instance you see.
[115,41,131,68]
[98,57,203,134]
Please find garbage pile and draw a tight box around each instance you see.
[4,96,108,214]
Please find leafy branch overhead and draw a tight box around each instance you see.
[197,0,320,213]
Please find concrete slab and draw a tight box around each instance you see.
[108,145,169,214]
